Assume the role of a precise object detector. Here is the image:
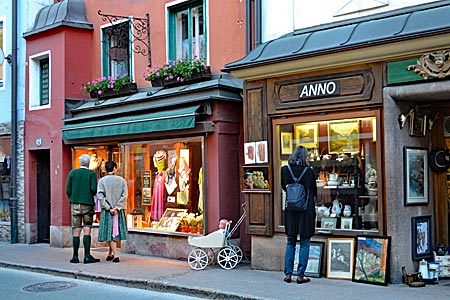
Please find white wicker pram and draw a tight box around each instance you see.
[187,203,246,270]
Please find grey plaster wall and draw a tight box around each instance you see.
[383,81,449,283]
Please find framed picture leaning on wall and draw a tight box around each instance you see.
[326,237,354,280]
[411,215,432,261]
[353,235,391,286]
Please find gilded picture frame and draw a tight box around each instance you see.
[295,123,318,149]
[280,132,293,155]
[326,237,354,280]
[328,120,360,154]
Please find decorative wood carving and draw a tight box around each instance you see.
[407,50,450,80]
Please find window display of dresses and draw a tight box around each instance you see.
[151,150,167,221]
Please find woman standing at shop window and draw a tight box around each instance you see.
[97,161,128,263]
[281,146,317,284]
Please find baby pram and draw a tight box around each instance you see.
[187,203,246,270]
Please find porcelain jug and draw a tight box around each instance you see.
[343,205,352,217]
[331,200,342,216]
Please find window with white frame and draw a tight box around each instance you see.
[101,20,132,78]
[29,51,51,110]
[168,0,205,61]
[0,18,4,88]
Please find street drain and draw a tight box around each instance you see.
[23,281,78,292]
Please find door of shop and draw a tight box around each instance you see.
[36,150,50,243]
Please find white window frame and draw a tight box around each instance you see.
[29,51,51,111]
[0,16,6,90]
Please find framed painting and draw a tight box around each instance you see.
[141,170,152,205]
[295,123,318,149]
[404,147,428,206]
[409,111,427,137]
[156,208,188,232]
[411,215,432,261]
[244,142,256,164]
[280,132,293,155]
[353,235,391,286]
[294,241,325,278]
[328,120,360,154]
[321,217,337,229]
[255,140,268,163]
[340,217,353,230]
[326,237,354,280]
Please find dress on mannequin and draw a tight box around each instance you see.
[151,150,167,221]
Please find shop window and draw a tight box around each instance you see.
[0,18,4,89]
[0,137,11,223]
[274,114,381,234]
[168,1,205,61]
[29,51,50,110]
[122,138,204,234]
[101,20,132,78]
[72,146,119,224]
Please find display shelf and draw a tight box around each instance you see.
[241,165,271,192]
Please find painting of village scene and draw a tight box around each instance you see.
[353,235,391,286]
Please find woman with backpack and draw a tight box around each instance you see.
[281,145,317,284]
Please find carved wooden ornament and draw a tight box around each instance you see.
[407,50,450,80]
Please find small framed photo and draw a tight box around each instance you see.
[294,241,324,278]
[411,215,432,261]
[340,217,353,230]
[409,111,427,137]
[321,217,337,229]
[244,142,256,164]
[280,132,293,155]
[326,238,354,280]
[255,140,268,163]
[404,147,428,206]
[353,235,391,286]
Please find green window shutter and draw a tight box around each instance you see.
[39,58,49,105]
[101,30,109,77]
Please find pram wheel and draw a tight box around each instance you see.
[230,245,243,263]
[217,246,238,270]
[188,248,209,270]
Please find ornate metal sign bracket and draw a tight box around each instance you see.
[98,10,151,66]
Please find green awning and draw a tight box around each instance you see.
[62,105,200,140]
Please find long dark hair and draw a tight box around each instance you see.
[288,146,308,166]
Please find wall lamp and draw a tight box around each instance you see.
[398,108,414,129]
[0,48,12,65]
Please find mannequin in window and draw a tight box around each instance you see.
[151,149,167,221]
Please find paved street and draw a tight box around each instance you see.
[0,243,449,300]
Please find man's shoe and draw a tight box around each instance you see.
[84,257,100,264]
[70,257,79,264]
[296,277,311,284]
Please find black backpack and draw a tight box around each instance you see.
[285,165,309,211]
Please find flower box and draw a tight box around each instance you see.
[90,82,138,99]
[151,67,211,88]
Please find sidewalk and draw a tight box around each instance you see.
[0,243,449,300]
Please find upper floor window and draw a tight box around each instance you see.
[0,18,4,89]
[168,1,205,61]
[102,20,132,78]
[29,51,50,110]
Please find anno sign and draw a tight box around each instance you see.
[298,80,340,100]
